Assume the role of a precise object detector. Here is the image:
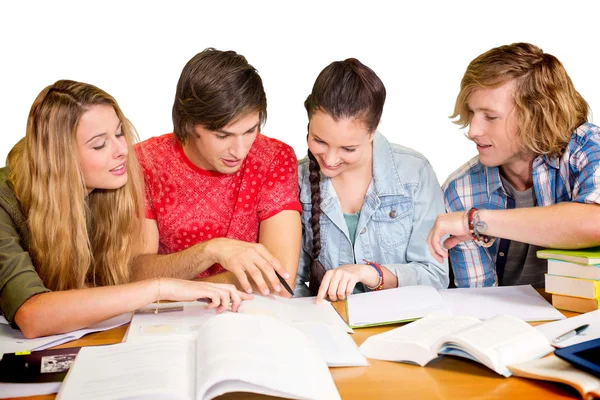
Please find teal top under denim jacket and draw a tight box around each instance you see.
[295,132,449,296]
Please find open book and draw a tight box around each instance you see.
[346,284,565,328]
[359,314,553,377]
[129,295,367,367]
[57,313,340,400]
[508,355,600,400]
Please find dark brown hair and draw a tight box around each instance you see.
[172,48,267,144]
[452,42,589,157]
[304,58,386,295]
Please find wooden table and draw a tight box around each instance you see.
[5,291,581,400]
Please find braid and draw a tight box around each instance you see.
[307,150,327,295]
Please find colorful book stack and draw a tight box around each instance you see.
[537,247,600,313]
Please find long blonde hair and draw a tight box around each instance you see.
[452,42,589,157]
[6,80,145,291]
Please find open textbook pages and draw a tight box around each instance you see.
[345,285,450,328]
[508,355,600,400]
[359,314,553,377]
[346,284,564,328]
[57,313,340,400]
[0,313,131,359]
[128,295,367,367]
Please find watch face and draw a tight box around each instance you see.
[475,220,488,233]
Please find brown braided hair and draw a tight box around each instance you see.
[304,58,386,295]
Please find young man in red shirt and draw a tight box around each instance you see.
[133,48,302,297]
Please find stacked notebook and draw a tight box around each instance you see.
[538,247,600,313]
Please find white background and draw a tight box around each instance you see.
[1,0,598,183]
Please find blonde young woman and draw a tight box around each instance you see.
[0,80,251,339]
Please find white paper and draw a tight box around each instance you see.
[195,313,340,400]
[346,285,451,327]
[293,323,368,367]
[56,337,193,400]
[439,285,565,322]
[0,382,61,398]
[239,295,352,333]
[128,296,357,367]
[535,309,600,347]
[0,313,132,359]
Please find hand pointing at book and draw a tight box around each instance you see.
[315,264,382,303]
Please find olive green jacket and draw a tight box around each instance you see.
[0,166,49,326]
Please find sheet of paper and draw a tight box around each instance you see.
[239,295,352,333]
[439,285,565,322]
[293,323,368,367]
[346,285,451,328]
[0,313,131,359]
[126,301,218,341]
[535,309,600,347]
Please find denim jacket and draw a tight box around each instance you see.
[295,132,449,296]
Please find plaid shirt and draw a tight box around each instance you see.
[443,122,600,287]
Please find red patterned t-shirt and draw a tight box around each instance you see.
[135,133,302,277]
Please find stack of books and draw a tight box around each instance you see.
[537,247,600,313]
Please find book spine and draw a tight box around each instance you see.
[545,274,600,299]
[547,260,600,280]
[552,294,600,313]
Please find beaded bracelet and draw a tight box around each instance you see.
[363,259,384,291]
[466,208,495,248]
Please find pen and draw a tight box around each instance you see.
[136,305,184,314]
[552,324,589,346]
[276,271,295,296]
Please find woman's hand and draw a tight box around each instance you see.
[315,264,378,303]
[161,278,253,313]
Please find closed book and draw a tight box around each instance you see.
[545,274,600,299]
[547,259,600,280]
[0,347,80,398]
[537,247,600,265]
[552,294,600,313]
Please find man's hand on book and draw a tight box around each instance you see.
[207,238,290,296]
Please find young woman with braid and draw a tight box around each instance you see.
[0,80,251,338]
[295,59,449,302]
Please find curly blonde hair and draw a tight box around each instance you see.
[452,42,589,157]
[7,80,145,291]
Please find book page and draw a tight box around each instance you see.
[239,295,352,333]
[438,285,565,322]
[0,313,131,357]
[346,285,450,328]
[436,314,553,377]
[195,313,340,400]
[128,296,355,366]
[535,310,600,348]
[57,337,194,400]
[359,316,480,366]
[292,323,368,367]
[508,355,600,398]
